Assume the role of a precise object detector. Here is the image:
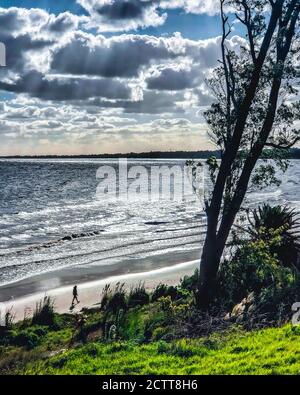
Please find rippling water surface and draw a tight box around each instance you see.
[0,159,299,287]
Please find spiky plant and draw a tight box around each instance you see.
[247,204,300,269]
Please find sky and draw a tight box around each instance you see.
[0,0,241,155]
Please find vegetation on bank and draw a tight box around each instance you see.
[5,325,300,375]
[0,204,300,375]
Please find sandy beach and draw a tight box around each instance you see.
[1,259,198,322]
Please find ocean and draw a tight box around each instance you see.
[0,158,299,299]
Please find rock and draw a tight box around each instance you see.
[248,304,256,315]
[231,299,247,323]
[246,291,255,304]
[145,221,168,225]
[62,235,72,241]
[224,312,231,321]
[230,292,256,323]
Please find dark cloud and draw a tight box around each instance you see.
[51,33,178,78]
[0,33,53,73]
[0,6,219,118]
[146,67,195,91]
[0,71,131,101]
[0,7,81,35]
[89,90,185,114]
[122,91,184,113]
[0,8,81,74]
[95,0,154,20]
[78,0,164,31]
[0,8,21,31]
[77,1,221,32]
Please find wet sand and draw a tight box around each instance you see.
[0,251,199,321]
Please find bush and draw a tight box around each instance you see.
[0,309,15,339]
[180,269,199,292]
[14,332,40,349]
[32,296,56,327]
[117,308,146,342]
[218,238,295,305]
[243,276,300,328]
[101,283,127,314]
[151,284,179,302]
[245,204,300,269]
[217,204,300,307]
[11,327,48,349]
[128,283,150,308]
[152,326,173,341]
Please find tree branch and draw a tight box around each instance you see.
[236,0,257,63]
[216,0,300,247]
[265,135,300,149]
[220,0,233,145]
[206,0,284,230]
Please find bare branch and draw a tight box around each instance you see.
[220,0,233,144]
[226,53,238,109]
[238,0,257,63]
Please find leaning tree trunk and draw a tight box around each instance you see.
[197,210,223,308]
[197,240,219,308]
[195,0,289,309]
[197,71,289,309]
[197,222,230,308]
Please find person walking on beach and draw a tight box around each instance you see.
[72,285,80,305]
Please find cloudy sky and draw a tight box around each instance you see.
[0,0,240,155]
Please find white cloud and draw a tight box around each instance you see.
[0,4,236,154]
[77,0,221,32]
[161,0,221,16]
[77,0,166,32]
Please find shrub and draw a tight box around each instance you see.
[128,283,150,308]
[246,204,300,269]
[101,283,127,314]
[0,309,15,341]
[217,204,300,307]
[4,308,14,329]
[11,327,47,349]
[243,276,300,328]
[101,284,111,311]
[117,308,145,342]
[218,238,294,305]
[152,326,172,341]
[180,269,199,292]
[32,296,56,327]
[14,332,40,349]
[151,284,179,302]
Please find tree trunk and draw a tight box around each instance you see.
[197,240,219,308]
[196,0,298,309]
[197,210,222,308]
[197,214,232,309]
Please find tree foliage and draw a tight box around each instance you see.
[198,0,300,306]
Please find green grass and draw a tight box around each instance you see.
[16,325,300,375]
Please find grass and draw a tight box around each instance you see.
[12,324,300,375]
[1,258,300,375]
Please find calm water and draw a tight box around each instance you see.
[0,159,299,288]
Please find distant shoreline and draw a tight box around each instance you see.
[0,150,221,160]
[1,147,300,159]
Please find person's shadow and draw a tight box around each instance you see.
[69,300,80,311]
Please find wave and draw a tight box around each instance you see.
[0,240,202,288]
[0,226,205,269]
